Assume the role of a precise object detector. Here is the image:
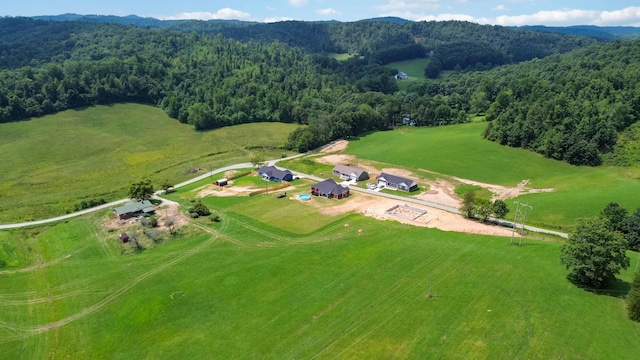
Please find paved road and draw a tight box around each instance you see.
[0,153,308,230]
[297,173,568,239]
[0,149,569,238]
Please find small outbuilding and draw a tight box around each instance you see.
[215,178,228,186]
[332,165,369,182]
[311,179,350,199]
[377,172,418,192]
[113,200,155,220]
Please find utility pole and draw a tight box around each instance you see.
[511,201,533,246]
[510,201,521,245]
[518,203,533,246]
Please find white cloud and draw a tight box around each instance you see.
[493,7,640,26]
[162,8,251,21]
[381,6,640,26]
[492,5,508,12]
[377,0,441,12]
[316,8,341,16]
[264,16,294,23]
[289,0,309,7]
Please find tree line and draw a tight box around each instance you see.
[412,40,640,166]
[2,18,640,167]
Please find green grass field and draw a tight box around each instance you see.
[328,53,357,61]
[386,58,430,91]
[3,103,640,358]
[346,123,640,229]
[1,181,640,358]
[0,104,297,223]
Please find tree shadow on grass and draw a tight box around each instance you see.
[569,276,631,298]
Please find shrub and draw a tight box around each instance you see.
[188,201,211,217]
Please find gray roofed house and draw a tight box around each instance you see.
[332,165,369,182]
[113,200,155,220]
[377,172,418,192]
[258,165,294,182]
[311,179,350,199]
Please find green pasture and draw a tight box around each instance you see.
[2,195,640,358]
[0,104,296,223]
[277,156,335,177]
[386,58,430,91]
[386,58,430,79]
[346,123,640,228]
[328,53,357,61]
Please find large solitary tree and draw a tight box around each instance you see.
[128,179,154,201]
[560,217,630,289]
[627,272,640,322]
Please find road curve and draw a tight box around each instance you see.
[0,152,307,230]
[0,150,568,238]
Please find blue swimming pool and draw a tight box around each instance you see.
[299,194,311,201]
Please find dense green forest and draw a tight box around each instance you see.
[1,17,640,165]
[411,41,640,165]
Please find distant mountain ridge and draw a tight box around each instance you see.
[518,25,640,40]
[27,13,640,40]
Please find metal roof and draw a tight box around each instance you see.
[113,200,155,216]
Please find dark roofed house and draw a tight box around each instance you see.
[311,179,350,199]
[113,200,155,220]
[377,173,418,192]
[258,165,293,182]
[333,165,369,182]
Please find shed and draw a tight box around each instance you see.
[215,178,228,186]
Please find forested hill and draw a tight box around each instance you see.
[0,17,404,149]
[519,25,640,41]
[413,40,640,166]
[2,17,639,165]
[26,14,593,62]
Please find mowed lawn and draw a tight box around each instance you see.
[1,204,640,359]
[347,123,640,229]
[0,103,297,223]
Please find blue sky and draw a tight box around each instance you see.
[3,1,640,26]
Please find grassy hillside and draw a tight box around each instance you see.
[347,123,640,229]
[0,103,296,223]
[386,58,430,91]
[1,180,639,358]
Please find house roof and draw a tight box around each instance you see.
[258,165,292,179]
[377,172,417,187]
[333,164,368,177]
[312,179,350,195]
[113,200,155,216]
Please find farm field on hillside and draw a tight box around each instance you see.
[346,123,640,229]
[1,191,640,358]
[386,58,430,90]
[0,103,297,223]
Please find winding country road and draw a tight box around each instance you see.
[0,152,568,238]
